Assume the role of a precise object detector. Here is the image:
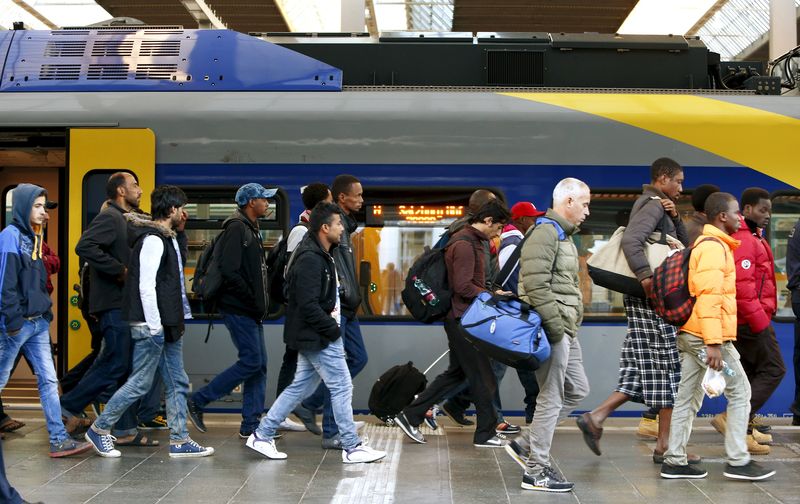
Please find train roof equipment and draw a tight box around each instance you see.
[0,27,342,92]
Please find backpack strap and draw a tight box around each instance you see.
[535,217,567,241]
[494,229,532,290]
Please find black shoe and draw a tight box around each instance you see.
[186,398,207,433]
[293,406,322,436]
[504,440,528,471]
[576,412,602,456]
[441,401,474,426]
[723,461,776,481]
[793,415,800,426]
[393,413,426,444]
[521,467,574,492]
[660,463,708,479]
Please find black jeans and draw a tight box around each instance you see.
[734,324,786,417]
[276,346,298,398]
[403,318,498,443]
[0,438,21,504]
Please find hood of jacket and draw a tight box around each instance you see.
[223,208,260,234]
[500,224,524,241]
[12,183,47,260]
[126,212,175,247]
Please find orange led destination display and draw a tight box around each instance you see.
[368,204,465,226]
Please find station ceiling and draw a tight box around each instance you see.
[94,0,289,33]
[451,0,637,34]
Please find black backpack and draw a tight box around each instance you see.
[266,222,309,305]
[191,233,224,307]
[401,236,476,323]
[368,362,427,422]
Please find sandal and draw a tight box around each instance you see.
[116,432,160,447]
[0,417,26,433]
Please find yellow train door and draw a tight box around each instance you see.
[65,129,155,369]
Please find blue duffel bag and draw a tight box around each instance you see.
[459,292,550,371]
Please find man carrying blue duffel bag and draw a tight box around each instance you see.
[502,178,592,493]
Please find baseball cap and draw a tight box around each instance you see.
[235,183,278,206]
[511,201,545,220]
[45,200,58,210]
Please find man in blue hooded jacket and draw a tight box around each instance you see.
[0,183,91,458]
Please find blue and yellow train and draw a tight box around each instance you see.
[0,26,798,417]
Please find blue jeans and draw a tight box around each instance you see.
[256,338,361,449]
[192,313,267,432]
[792,302,800,418]
[138,372,164,423]
[1,438,22,504]
[95,326,190,442]
[60,309,138,435]
[303,315,367,439]
[0,317,70,444]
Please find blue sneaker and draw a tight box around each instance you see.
[84,428,121,458]
[49,438,93,458]
[169,438,214,458]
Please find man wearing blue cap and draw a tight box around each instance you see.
[188,182,275,438]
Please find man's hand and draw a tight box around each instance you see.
[494,289,513,297]
[117,266,128,284]
[705,344,723,371]
[176,209,189,232]
[641,277,654,298]
[660,198,678,218]
[8,329,19,337]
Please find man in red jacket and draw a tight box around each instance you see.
[712,187,785,453]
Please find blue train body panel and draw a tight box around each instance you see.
[0,29,342,92]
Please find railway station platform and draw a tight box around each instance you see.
[2,410,799,504]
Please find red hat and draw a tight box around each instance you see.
[511,201,545,220]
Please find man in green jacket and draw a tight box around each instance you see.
[504,177,591,493]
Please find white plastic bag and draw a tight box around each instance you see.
[701,367,726,398]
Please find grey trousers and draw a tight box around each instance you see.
[517,336,590,471]
[665,332,751,467]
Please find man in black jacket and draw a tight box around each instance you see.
[302,175,369,449]
[246,202,384,464]
[86,186,213,459]
[188,183,274,438]
[63,172,144,442]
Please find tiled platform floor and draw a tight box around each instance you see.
[2,410,799,504]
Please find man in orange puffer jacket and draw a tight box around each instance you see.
[661,192,774,481]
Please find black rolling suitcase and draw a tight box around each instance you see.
[368,351,449,422]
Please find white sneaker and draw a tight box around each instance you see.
[342,444,386,464]
[354,420,367,431]
[278,418,307,432]
[246,433,287,460]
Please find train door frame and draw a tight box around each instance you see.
[64,128,156,372]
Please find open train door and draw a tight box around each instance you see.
[64,129,155,371]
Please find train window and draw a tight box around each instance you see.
[82,170,137,231]
[579,191,692,318]
[181,187,288,318]
[767,192,800,319]
[352,188,500,318]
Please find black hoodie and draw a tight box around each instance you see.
[332,211,362,317]
[216,209,269,321]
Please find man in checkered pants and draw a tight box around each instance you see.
[576,158,693,463]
